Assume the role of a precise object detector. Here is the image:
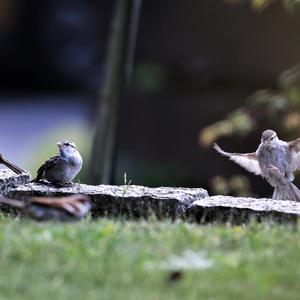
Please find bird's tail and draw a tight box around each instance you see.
[272,181,300,202]
[0,154,25,174]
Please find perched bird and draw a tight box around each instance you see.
[0,194,91,221]
[0,153,25,174]
[214,129,300,201]
[34,141,82,186]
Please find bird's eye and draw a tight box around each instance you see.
[270,137,274,141]
[65,142,70,146]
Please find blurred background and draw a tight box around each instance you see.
[1,0,300,197]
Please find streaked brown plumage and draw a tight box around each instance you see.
[0,194,91,221]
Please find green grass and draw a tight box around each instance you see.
[0,217,299,300]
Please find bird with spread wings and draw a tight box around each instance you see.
[214,129,300,201]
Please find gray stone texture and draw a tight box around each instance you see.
[7,183,208,219]
[0,169,31,195]
[2,170,300,223]
[188,196,300,224]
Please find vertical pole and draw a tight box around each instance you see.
[89,0,142,184]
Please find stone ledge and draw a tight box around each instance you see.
[193,196,300,215]
[0,169,31,194]
[7,183,208,219]
[188,196,300,224]
[3,178,300,223]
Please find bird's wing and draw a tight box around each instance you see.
[35,155,60,182]
[213,143,261,175]
[288,138,300,170]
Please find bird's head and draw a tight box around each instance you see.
[57,140,78,157]
[261,130,278,145]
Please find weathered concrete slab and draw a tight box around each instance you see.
[0,169,31,194]
[7,183,209,219]
[4,180,300,223]
[188,196,300,223]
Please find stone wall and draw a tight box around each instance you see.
[1,169,300,223]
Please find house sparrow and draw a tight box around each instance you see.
[0,194,91,221]
[214,129,300,201]
[0,153,25,174]
[33,141,82,186]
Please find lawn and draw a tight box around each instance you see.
[0,216,299,300]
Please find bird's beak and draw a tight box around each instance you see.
[57,142,63,148]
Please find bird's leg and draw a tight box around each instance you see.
[52,181,74,188]
[32,179,49,185]
[52,181,66,188]
[0,153,25,174]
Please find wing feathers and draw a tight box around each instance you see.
[35,155,60,182]
[288,138,300,152]
[288,138,300,170]
[213,143,261,175]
